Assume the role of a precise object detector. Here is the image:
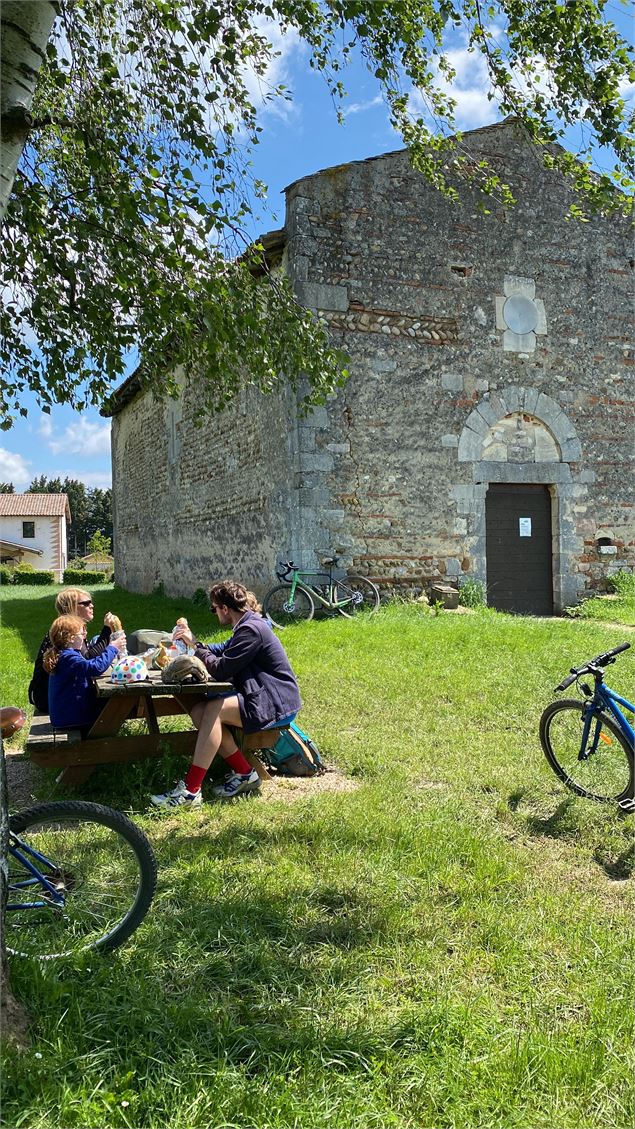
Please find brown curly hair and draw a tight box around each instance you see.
[208,581,250,614]
[43,615,86,673]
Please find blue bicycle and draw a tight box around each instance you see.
[7,802,157,959]
[539,642,634,809]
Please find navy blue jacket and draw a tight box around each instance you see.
[194,611,301,733]
[48,645,119,730]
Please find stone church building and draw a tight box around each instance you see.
[107,120,634,614]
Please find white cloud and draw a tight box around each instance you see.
[0,448,31,488]
[38,414,54,440]
[45,418,111,458]
[241,18,304,122]
[409,42,501,130]
[343,94,385,118]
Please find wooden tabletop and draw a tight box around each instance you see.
[95,669,233,698]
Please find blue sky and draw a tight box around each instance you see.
[2,9,633,492]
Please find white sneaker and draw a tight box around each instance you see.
[150,780,202,809]
[212,769,261,801]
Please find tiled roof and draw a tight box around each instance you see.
[0,494,71,519]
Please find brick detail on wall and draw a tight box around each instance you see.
[324,305,458,343]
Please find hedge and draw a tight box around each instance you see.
[12,568,55,585]
[63,569,107,585]
[0,565,14,585]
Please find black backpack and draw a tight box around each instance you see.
[262,721,325,777]
[28,637,50,712]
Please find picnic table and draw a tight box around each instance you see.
[25,670,288,788]
[26,671,231,788]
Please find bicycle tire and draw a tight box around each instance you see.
[262,584,315,627]
[539,699,634,804]
[335,575,381,617]
[7,801,157,959]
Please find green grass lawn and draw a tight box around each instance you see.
[2,585,634,1128]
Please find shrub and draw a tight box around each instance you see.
[13,568,55,585]
[63,568,107,585]
[0,565,14,585]
[192,588,209,608]
[13,561,34,572]
[459,577,486,608]
[67,557,87,570]
[606,569,635,597]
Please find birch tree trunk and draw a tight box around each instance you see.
[0,740,28,1047]
[0,0,58,222]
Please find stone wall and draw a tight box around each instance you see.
[110,121,634,609]
[281,121,634,607]
[111,371,298,597]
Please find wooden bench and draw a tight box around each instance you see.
[25,710,290,788]
[25,708,200,787]
[230,725,290,781]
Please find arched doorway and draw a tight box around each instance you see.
[456,386,584,613]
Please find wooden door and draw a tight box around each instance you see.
[485,484,553,615]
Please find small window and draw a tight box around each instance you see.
[22,521,35,538]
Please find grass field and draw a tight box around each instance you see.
[2,585,634,1128]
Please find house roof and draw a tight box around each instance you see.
[0,538,43,555]
[0,494,71,520]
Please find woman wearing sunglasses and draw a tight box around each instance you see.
[28,587,120,712]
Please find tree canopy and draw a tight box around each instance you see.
[1,0,633,430]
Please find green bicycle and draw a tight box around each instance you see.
[263,557,380,627]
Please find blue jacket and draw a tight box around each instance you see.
[194,611,301,733]
[48,645,119,729]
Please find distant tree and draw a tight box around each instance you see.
[85,489,113,545]
[0,483,15,493]
[86,530,112,558]
[27,474,62,493]
[61,479,90,554]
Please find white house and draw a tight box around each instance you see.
[0,494,71,582]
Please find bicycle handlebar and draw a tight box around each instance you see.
[276,560,296,580]
[555,641,631,692]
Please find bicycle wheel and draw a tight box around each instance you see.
[262,584,315,627]
[539,699,634,804]
[335,575,381,617]
[7,802,157,959]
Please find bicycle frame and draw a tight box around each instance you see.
[285,566,357,610]
[7,835,66,911]
[580,682,634,761]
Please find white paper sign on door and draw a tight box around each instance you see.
[519,518,532,537]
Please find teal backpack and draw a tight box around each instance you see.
[263,721,325,777]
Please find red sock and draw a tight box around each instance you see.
[184,765,207,793]
[224,749,252,775]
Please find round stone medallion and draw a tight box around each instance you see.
[503,295,539,334]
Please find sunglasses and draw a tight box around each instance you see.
[78,599,93,606]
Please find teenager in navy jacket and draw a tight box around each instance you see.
[151,580,301,808]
